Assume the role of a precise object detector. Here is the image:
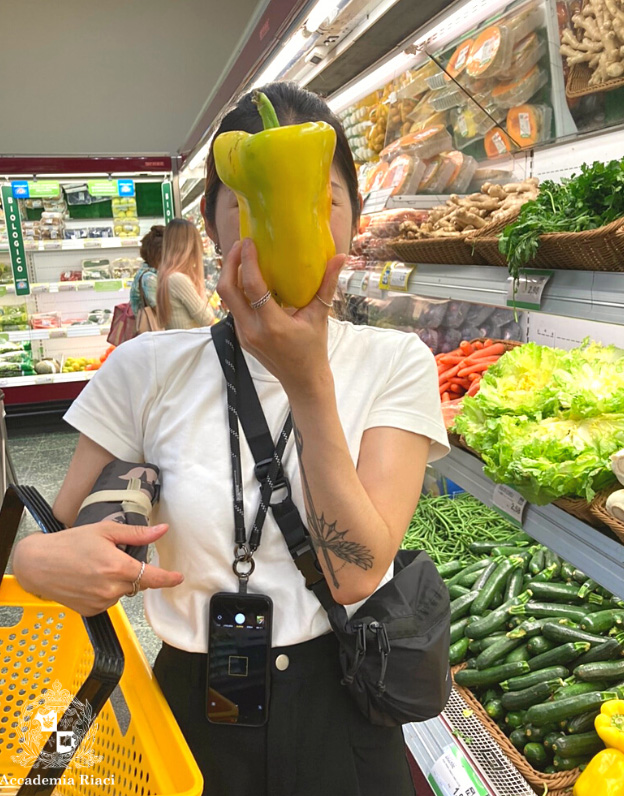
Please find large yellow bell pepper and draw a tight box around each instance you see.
[213,91,336,308]
[573,748,624,796]
[595,699,624,753]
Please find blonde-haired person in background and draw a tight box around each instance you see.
[156,218,215,330]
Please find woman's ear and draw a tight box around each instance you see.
[201,196,219,246]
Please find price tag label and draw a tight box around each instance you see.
[428,744,488,796]
[36,375,54,384]
[365,270,384,299]
[492,484,527,527]
[49,283,59,293]
[387,263,415,291]
[66,325,101,338]
[121,238,140,247]
[362,189,392,215]
[94,280,123,292]
[42,241,62,250]
[507,269,553,310]
[338,270,355,292]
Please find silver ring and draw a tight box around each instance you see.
[126,560,146,597]
[250,290,272,310]
[315,293,333,309]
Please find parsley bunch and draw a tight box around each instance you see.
[499,159,624,282]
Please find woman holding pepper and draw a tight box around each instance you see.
[12,82,449,795]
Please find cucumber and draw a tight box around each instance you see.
[448,584,471,600]
[544,550,561,579]
[574,660,624,682]
[476,637,522,670]
[527,636,555,657]
[485,699,504,721]
[490,589,505,609]
[525,723,557,742]
[567,709,601,734]
[509,728,527,750]
[524,743,549,770]
[472,560,499,592]
[501,666,569,692]
[575,638,623,666]
[506,644,531,664]
[505,569,525,601]
[501,679,564,711]
[580,609,624,634]
[507,618,559,640]
[528,642,591,671]
[450,617,474,645]
[466,592,532,640]
[450,591,478,621]
[458,569,487,589]
[542,622,605,647]
[438,560,463,578]
[510,602,588,623]
[505,710,526,729]
[572,569,588,584]
[553,754,591,771]
[551,731,604,758]
[532,564,559,582]
[471,558,520,617]
[454,661,531,688]
[450,637,471,666]
[529,549,545,575]
[490,546,531,557]
[527,582,583,603]
[554,681,608,700]
[543,732,561,750]
[525,690,621,726]
[468,541,522,555]
[544,766,557,774]
[446,559,490,588]
[578,578,599,599]
[560,561,575,581]
[469,633,508,654]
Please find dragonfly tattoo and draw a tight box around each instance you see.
[293,422,373,589]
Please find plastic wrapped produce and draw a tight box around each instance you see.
[460,325,486,341]
[380,125,452,162]
[365,209,429,238]
[486,307,516,332]
[491,65,548,109]
[415,328,440,352]
[463,303,495,327]
[507,103,552,148]
[438,327,463,353]
[466,25,514,78]
[381,155,426,195]
[443,301,470,330]
[419,300,448,329]
[444,151,478,194]
[499,319,523,341]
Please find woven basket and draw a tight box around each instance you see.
[390,236,488,266]
[552,495,604,528]
[467,210,521,268]
[566,59,624,99]
[590,487,624,543]
[452,664,578,795]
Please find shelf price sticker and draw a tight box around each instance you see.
[337,269,355,292]
[94,280,124,292]
[492,484,527,527]
[428,744,488,796]
[387,263,415,291]
[364,270,384,299]
[507,269,553,310]
[362,188,392,215]
[1,186,30,296]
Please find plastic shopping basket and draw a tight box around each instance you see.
[0,485,203,796]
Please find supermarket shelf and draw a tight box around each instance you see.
[344,266,624,326]
[0,238,141,253]
[0,370,96,390]
[0,280,131,295]
[436,446,624,600]
[404,688,533,796]
[2,325,111,343]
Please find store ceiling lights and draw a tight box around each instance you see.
[251,29,309,88]
[304,0,340,33]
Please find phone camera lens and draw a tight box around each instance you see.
[235,612,245,625]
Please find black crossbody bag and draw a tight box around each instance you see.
[212,316,451,727]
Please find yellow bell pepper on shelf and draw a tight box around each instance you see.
[573,748,624,796]
[595,699,624,753]
[213,90,336,308]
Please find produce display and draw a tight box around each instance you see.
[453,340,624,503]
[0,304,28,332]
[61,346,114,373]
[0,340,35,377]
[560,0,624,86]
[500,158,624,281]
[436,338,510,403]
[397,178,539,239]
[213,91,335,308]
[441,540,624,774]
[402,492,526,565]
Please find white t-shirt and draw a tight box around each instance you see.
[64,317,449,651]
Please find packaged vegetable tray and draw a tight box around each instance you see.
[452,664,579,796]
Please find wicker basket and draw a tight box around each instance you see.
[566,59,624,99]
[452,665,578,796]
[390,236,489,266]
[552,495,605,529]
[590,487,624,543]
[467,210,521,268]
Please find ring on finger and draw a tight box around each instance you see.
[315,293,333,309]
[250,291,272,310]
[126,560,146,598]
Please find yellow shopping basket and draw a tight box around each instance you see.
[0,485,204,796]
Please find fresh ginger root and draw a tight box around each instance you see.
[561,0,624,84]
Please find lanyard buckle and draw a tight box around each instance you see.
[254,457,291,505]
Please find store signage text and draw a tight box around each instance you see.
[87,180,135,198]
[162,182,174,224]
[2,185,30,296]
[11,180,60,199]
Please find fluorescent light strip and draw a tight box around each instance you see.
[305,0,340,33]
[328,0,513,113]
[251,29,309,88]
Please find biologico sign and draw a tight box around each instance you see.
[1,185,30,295]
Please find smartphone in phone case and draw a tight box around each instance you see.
[206,592,273,727]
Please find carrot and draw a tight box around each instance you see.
[457,360,498,378]
[438,364,461,381]
[449,378,471,390]
[473,340,484,350]
[459,341,474,355]
[465,343,506,361]
[441,391,451,403]
[439,355,463,365]
[468,372,481,382]
[467,379,482,397]
[483,338,493,348]
[438,381,451,394]
[449,384,465,394]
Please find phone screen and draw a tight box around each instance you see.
[206,592,272,727]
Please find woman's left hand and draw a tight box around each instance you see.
[217,238,346,400]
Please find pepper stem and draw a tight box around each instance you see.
[252,91,280,130]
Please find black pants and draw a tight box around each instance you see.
[153,632,416,796]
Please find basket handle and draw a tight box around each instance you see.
[0,486,126,796]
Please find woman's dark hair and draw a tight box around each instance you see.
[140,224,165,269]
[204,81,359,233]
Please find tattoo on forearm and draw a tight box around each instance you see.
[292,422,373,589]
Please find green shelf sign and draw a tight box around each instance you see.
[2,186,30,296]
[87,180,117,197]
[162,182,174,224]
[94,280,124,292]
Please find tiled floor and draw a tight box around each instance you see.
[5,422,161,665]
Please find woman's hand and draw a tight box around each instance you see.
[217,238,346,401]
[13,522,184,617]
